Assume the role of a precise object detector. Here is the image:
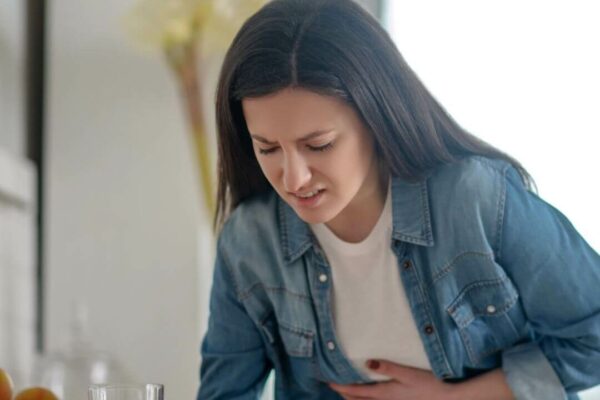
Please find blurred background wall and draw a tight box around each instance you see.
[0,0,26,156]
[0,0,36,391]
[44,0,207,398]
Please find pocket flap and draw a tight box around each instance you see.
[260,316,315,358]
[279,322,315,358]
[447,277,518,329]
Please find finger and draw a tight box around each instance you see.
[366,359,430,382]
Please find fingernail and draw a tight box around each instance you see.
[367,359,380,370]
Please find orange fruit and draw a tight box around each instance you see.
[14,387,59,400]
[0,368,14,400]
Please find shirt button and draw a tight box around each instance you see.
[424,324,434,335]
[319,274,328,283]
[486,305,497,314]
[402,260,412,269]
[327,341,336,351]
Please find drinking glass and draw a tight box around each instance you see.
[88,383,164,400]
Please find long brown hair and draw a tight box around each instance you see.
[214,0,533,229]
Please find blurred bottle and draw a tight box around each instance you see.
[31,303,131,400]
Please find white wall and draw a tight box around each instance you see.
[384,1,599,251]
[45,0,214,398]
[0,0,26,156]
[385,1,599,398]
[0,0,34,389]
[0,148,36,390]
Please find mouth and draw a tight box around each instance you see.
[291,189,325,208]
[293,189,324,198]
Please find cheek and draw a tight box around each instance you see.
[336,141,372,176]
[255,155,281,185]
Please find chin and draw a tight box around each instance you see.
[293,208,335,225]
[295,213,324,224]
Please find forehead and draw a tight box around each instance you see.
[241,87,358,138]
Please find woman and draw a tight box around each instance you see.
[197,0,600,399]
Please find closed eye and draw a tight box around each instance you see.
[258,142,334,155]
[258,147,278,155]
[307,142,334,152]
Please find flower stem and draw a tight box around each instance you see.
[165,40,215,218]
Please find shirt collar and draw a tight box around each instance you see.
[390,176,434,247]
[278,176,434,264]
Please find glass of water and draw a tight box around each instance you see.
[88,383,164,400]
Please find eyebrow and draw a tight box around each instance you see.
[250,129,333,145]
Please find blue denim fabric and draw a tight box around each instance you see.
[197,156,600,399]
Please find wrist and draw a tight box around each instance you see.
[445,381,466,400]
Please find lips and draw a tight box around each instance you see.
[293,189,324,198]
[291,189,325,208]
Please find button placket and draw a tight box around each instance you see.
[394,248,455,380]
[424,324,435,335]
[307,247,364,381]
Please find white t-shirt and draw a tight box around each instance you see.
[310,186,432,381]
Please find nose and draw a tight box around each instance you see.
[282,152,312,193]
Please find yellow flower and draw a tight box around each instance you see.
[124,0,267,53]
[163,18,194,47]
[124,0,268,219]
[124,0,204,49]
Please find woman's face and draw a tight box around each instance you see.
[242,87,381,226]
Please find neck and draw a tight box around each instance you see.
[326,166,389,243]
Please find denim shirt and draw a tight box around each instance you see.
[197,156,600,400]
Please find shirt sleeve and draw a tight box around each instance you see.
[197,242,272,399]
[498,165,600,399]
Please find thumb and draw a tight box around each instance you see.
[366,359,421,382]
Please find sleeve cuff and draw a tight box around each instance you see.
[502,342,567,400]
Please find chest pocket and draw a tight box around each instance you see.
[278,322,315,357]
[261,315,320,392]
[447,277,523,365]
